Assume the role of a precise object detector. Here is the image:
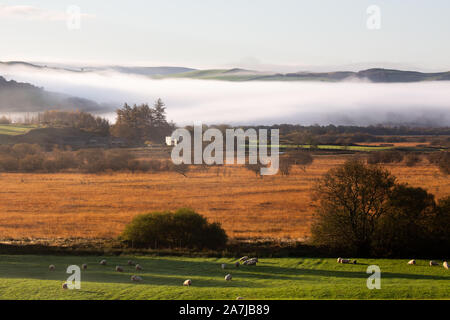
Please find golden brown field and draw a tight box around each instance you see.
[0,155,448,241]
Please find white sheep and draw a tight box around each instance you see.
[49,264,55,271]
[407,259,416,265]
[340,259,351,264]
[239,256,249,262]
[82,264,87,270]
[444,261,449,270]
[236,297,244,300]
[429,261,439,266]
[131,275,142,282]
[337,258,342,263]
[225,274,232,281]
[99,259,107,265]
[116,266,124,272]
[244,259,257,266]
[135,264,143,271]
[183,279,192,286]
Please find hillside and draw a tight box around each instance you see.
[163,68,450,82]
[0,127,113,149]
[3,61,450,83]
[0,76,101,112]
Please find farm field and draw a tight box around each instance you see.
[0,124,36,136]
[0,155,448,241]
[0,255,448,300]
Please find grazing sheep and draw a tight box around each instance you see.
[82,264,87,270]
[127,260,135,266]
[239,256,249,262]
[225,274,232,281]
[429,261,439,266]
[407,259,416,265]
[135,264,143,271]
[99,259,107,265]
[183,279,192,286]
[444,261,449,270]
[62,283,68,289]
[339,259,351,264]
[243,259,257,266]
[221,264,226,269]
[116,266,124,272]
[49,265,55,271]
[234,261,240,268]
[337,258,342,263]
[131,275,142,282]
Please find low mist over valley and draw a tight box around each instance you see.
[1,61,449,126]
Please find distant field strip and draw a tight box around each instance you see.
[0,255,448,300]
[0,124,36,135]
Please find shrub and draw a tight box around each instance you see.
[279,156,294,176]
[0,155,19,171]
[405,153,421,167]
[120,208,228,249]
[19,154,44,172]
[11,143,42,158]
[372,185,437,256]
[428,152,449,175]
[367,151,404,164]
[0,116,11,124]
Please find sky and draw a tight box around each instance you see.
[0,0,449,71]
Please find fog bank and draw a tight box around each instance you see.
[1,64,449,126]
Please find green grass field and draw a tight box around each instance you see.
[0,255,448,300]
[0,124,36,136]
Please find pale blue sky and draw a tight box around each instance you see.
[1,0,449,70]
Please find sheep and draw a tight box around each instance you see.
[234,261,240,268]
[429,261,439,266]
[337,258,342,263]
[407,259,416,265]
[135,264,143,271]
[225,274,232,281]
[62,283,68,289]
[239,256,249,262]
[82,264,87,270]
[352,260,357,264]
[183,279,192,286]
[127,260,135,266]
[236,297,244,300]
[243,259,257,266]
[131,275,142,282]
[99,259,107,265]
[221,264,226,269]
[339,259,351,264]
[116,266,124,272]
[444,261,449,270]
[49,264,55,271]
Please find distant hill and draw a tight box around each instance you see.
[0,76,101,112]
[1,61,450,83]
[0,61,196,76]
[162,68,450,82]
[106,66,196,76]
